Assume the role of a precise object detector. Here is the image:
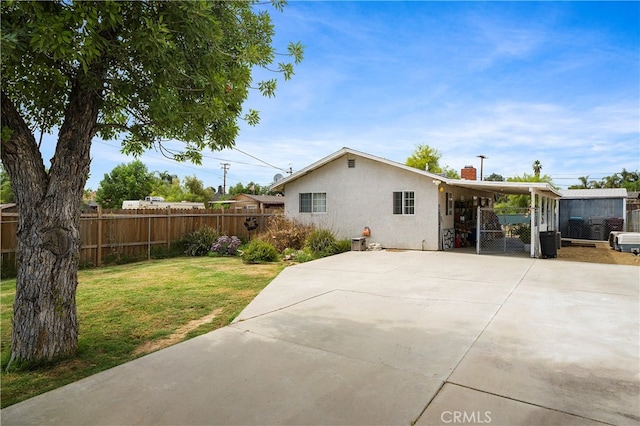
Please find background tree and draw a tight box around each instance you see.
[484,173,506,203]
[532,160,542,178]
[569,176,590,189]
[95,160,156,208]
[0,165,15,204]
[495,172,555,210]
[151,174,215,203]
[156,171,178,185]
[567,169,639,191]
[619,169,640,191]
[228,181,273,196]
[182,176,216,202]
[484,173,505,182]
[1,1,302,366]
[406,144,442,173]
[405,144,459,178]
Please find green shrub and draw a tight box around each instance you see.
[305,228,337,256]
[182,227,220,256]
[333,239,352,254]
[283,247,317,263]
[292,248,317,263]
[242,239,279,263]
[150,242,187,259]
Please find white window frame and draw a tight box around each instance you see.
[393,191,415,215]
[299,192,327,213]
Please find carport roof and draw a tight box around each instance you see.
[449,179,562,199]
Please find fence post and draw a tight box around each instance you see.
[97,206,103,267]
[166,206,171,249]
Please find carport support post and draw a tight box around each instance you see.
[476,206,481,254]
[529,188,536,258]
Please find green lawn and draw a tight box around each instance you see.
[0,257,284,408]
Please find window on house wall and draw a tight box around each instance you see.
[446,192,453,215]
[299,192,326,213]
[393,191,415,215]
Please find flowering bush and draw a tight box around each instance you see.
[211,236,242,256]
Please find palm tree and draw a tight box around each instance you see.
[578,176,590,189]
[532,160,542,178]
[603,174,622,188]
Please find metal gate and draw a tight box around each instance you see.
[478,207,536,255]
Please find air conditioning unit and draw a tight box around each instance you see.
[351,237,367,251]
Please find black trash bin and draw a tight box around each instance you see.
[539,231,557,258]
[568,217,584,238]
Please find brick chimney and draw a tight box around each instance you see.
[461,165,477,180]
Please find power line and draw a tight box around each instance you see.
[232,146,288,173]
[94,140,224,177]
[93,141,275,185]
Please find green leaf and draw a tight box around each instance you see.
[257,79,277,98]
[2,0,303,164]
[244,109,260,126]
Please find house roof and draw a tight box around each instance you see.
[559,188,628,199]
[270,147,451,191]
[271,147,562,198]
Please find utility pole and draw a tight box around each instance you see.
[476,155,488,181]
[221,163,230,194]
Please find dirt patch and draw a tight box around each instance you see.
[133,308,223,356]
[558,241,640,266]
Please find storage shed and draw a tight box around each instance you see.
[558,189,627,240]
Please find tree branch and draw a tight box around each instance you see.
[0,91,49,205]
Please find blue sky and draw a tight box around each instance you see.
[46,1,640,191]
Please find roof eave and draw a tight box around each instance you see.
[269,147,451,191]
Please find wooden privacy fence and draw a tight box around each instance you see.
[1,208,277,271]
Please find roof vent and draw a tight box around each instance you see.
[348,159,356,168]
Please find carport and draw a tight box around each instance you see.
[449,180,562,258]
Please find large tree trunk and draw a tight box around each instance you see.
[1,85,98,366]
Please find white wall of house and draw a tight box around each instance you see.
[283,154,441,250]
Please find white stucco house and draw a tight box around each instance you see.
[271,147,562,257]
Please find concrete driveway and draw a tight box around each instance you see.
[2,250,638,425]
